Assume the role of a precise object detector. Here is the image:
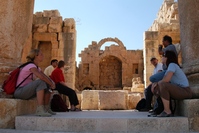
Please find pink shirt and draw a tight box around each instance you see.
[16,64,39,87]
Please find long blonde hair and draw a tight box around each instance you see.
[26,49,40,62]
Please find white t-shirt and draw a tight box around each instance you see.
[44,65,54,77]
[153,63,163,75]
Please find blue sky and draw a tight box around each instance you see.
[34,1,164,63]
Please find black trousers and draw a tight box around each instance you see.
[55,83,79,106]
[144,84,153,109]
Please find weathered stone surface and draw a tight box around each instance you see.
[33,24,48,32]
[50,17,63,24]
[176,99,199,132]
[43,10,60,17]
[15,111,189,132]
[48,23,62,33]
[78,37,143,91]
[178,0,199,98]
[144,31,159,40]
[0,98,37,128]
[33,17,50,24]
[0,0,34,86]
[123,87,131,92]
[81,90,99,110]
[98,90,128,110]
[51,41,59,49]
[127,93,142,109]
[35,11,43,17]
[76,92,82,109]
[131,77,144,93]
[33,33,57,41]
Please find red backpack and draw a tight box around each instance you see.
[2,62,33,95]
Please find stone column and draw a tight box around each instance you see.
[143,31,159,87]
[63,18,76,89]
[178,0,199,98]
[0,0,34,85]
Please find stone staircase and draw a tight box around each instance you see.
[0,90,199,132]
[14,111,189,133]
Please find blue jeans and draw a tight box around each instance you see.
[149,70,166,112]
[149,70,166,83]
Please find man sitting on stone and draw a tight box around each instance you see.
[147,35,178,115]
[140,57,163,111]
[44,59,58,77]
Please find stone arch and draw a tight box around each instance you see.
[97,37,125,50]
[99,55,122,89]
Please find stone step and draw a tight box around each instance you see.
[0,129,198,133]
[15,111,189,132]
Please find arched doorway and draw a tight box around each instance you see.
[99,55,122,89]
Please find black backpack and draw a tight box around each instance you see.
[136,98,146,111]
[51,94,69,112]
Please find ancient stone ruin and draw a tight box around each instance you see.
[22,10,76,90]
[0,0,199,131]
[78,37,143,91]
[143,0,180,87]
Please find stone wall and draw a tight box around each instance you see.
[0,0,34,86]
[78,37,143,91]
[143,0,180,87]
[21,10,76,89]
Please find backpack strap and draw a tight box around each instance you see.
[16,73,32,89]
[16,62,38,89]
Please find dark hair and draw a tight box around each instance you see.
[164,50,179,67]
[58,60,65,68]
[150,57,157,61]
[51,59,58,65]
[163,35,172,44]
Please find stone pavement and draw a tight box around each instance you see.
[6,110,196,133]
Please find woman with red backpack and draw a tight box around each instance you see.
[14,49,56,117]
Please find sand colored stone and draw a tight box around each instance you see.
[98,90,128,110]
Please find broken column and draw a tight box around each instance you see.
[62,18,76,89]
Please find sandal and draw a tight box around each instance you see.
[70,108,82,112]
[157,111,173,117]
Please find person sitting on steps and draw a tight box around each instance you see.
[140,57,163,111]
[14,49,56,117]
[151,51,192,117]
[44,59,58,77]
[50,60,81,111]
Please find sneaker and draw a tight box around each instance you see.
[45,105,56,115]
[35,105,52,117]
[47,108,56,115]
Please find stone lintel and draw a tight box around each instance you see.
[33,33,57,42]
